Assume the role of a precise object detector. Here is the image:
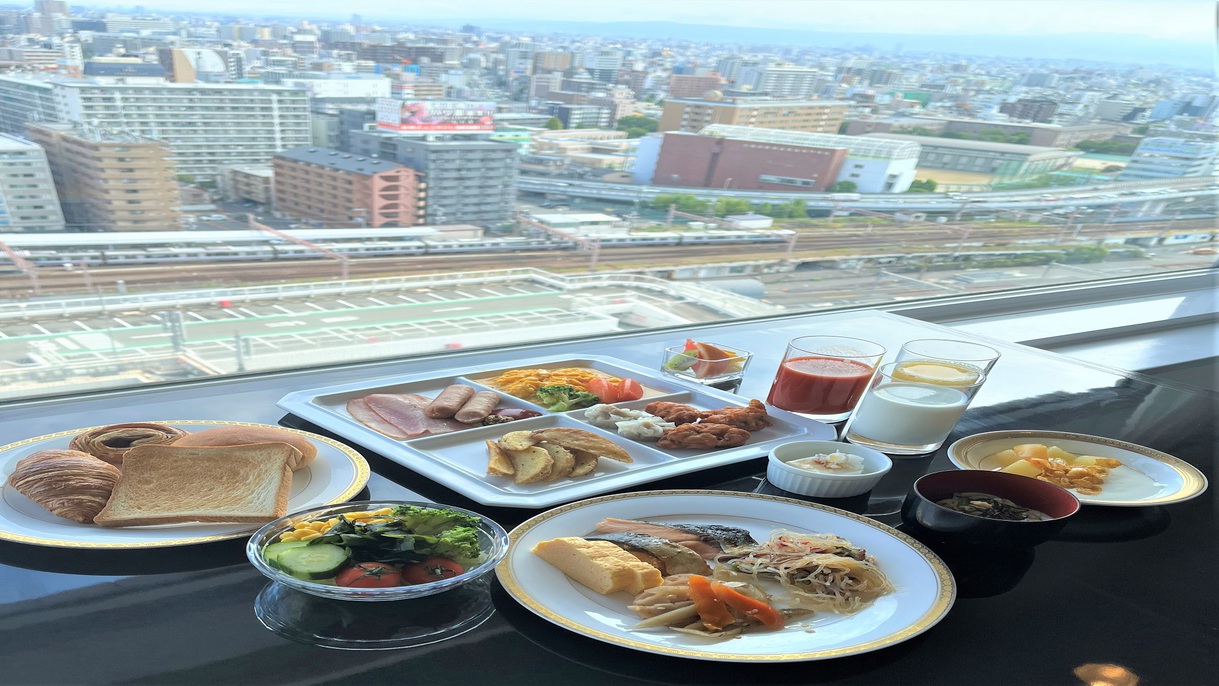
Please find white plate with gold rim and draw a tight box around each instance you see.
[0,421,370,549]
[495,490,955,663]
[947,430,1207,507]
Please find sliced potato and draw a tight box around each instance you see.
[485,440,515,477]
[498,430,537,452]
[507,446,553,484]
[539,443,576,481]
[568,448,600,477]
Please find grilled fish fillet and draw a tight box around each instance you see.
[585,532,711,576]
[594,518,757,560]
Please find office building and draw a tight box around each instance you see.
[639,130,846,192]
[0,134,64,232]
[28,124,181,232]
[658,94,848,134]
[998,98,1059,123]
[273,146,424,228]
[1022,72,1059,88]
[1094,99,1145,122]
[583,48,624,83]
[699,125,918,192]
[862,133,1082,180]
[157,48,231,83]
[533,51,572,73]
[0,76,312,182]
[346,131,517,225]
[1120,137,1219,181]
[843,117,1121,148]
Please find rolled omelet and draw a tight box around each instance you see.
[532,537,662,595]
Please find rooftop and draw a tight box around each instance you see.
[699,124,921,160]
[667,95,848,108]
[274,146,408,175]
[861,132,1080,156]
[0,133,41,151]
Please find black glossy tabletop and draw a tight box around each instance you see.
[0,312,1214,685]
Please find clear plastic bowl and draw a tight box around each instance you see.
[246,501,509,602]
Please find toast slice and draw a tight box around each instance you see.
[93,443,295,527]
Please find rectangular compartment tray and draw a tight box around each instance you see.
[277,354,834,508]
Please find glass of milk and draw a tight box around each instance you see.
[842,362,987,455]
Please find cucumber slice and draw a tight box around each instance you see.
[263,540,310,570]
[276,544,349,580]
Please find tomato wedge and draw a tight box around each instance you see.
[617,379,644,401]
[586,377,619,403]
[401,557,464,585]
[335,562,404,588]
[687,574,735,631]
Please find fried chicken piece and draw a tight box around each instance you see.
[645,401,701,425]
[657,423,751,450]
[698,399,771,432]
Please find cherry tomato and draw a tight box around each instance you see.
[617,379,644,401]
[402,557,464,585]
[335,562,404,588]
[586,377,619,403]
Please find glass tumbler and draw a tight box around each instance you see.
[766,336,886,422]
[892,339,1000,388]
[843,362,987,455]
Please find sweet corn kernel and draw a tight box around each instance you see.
[299,532,322,541]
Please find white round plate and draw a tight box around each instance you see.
[0,420,370,548]
[496,490,955,662]
[947,430,1207,507]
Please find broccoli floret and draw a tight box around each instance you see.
[431,526,485,568]
[534,384,601,412]
[391,505,481,537]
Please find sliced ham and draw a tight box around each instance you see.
[361,393,466,439]
[346,397,408,439]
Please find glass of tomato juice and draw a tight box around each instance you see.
[767,336,887,422]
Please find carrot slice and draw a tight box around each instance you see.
[687,574,735,631]
[711,580,785,630]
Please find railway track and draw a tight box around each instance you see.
[1,221,1206,299]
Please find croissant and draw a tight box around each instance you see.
[7,449,122,524]
[70,423,188,465]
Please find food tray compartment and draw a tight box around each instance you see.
[278,354,837,508]
[564,389,805,457]
[408,415,672,492]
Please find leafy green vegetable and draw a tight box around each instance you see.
[534,384,601,412]
[307,507,486,567]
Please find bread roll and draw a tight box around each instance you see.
[69,423,189,466]
[169,425,316,471]
[7,449,122,523]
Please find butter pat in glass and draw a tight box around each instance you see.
[843,362,987,455]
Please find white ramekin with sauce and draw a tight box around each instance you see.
[767,440,893,498]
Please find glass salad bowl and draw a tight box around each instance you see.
[247,501,509,602]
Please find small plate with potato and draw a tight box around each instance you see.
[947,430,1207,507]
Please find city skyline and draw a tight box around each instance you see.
[69,0,1212,41]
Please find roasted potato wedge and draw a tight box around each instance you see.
[498,430,537,452]
[539,443,576,481]
[485,440,515,477]
[529,428,632,463]
[568,448,600,477]
[506,445,553,484]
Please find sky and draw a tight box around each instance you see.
[73,0,1216,42]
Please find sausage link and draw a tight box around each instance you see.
[425,384,476,418]
[455,391,501,424]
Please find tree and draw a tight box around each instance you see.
[1102,164,1124,173]
[543,117,563,130]
[906,179,937,193]
[1073,139,1138,155]
[1131,124,1150,135]
[622,127,649,138]
[712,198,751,217]
[831,181,858,192]
[787,199,807,219]
[615,115,658,134]
[651,194,709,214]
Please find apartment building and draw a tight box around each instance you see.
[217,164,273,205]
[346,130,517,225]
[272,146,424,228]
[28,123,181,232]
[667,74,724,99]
[658,95,848,134]
[863,133,1082,180]
[0,76,312,182]
[736,65,829,98]
[0,134,64,232]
